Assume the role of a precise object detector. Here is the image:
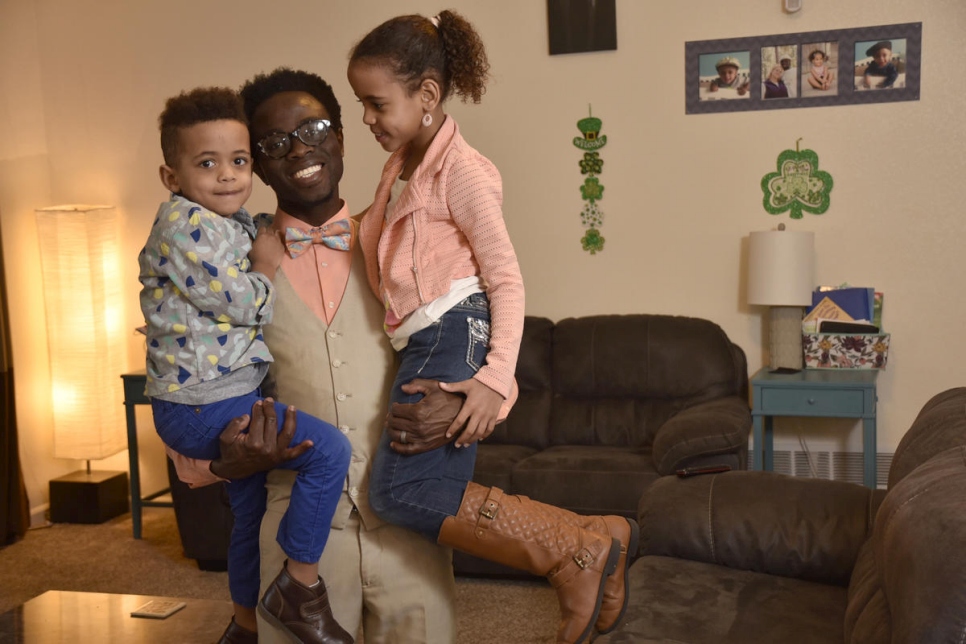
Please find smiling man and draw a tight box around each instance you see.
[171,68,460,644]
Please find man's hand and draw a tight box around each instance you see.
[387,379,463,455]
[209,398,312,479]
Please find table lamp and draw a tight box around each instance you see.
[747,225,815,371]
[36,204,129,523]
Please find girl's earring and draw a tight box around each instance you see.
[422,113,433,127]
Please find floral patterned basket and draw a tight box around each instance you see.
[803,333,890,370]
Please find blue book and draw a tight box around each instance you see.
[810,287,874,322]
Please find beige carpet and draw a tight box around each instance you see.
[0,508,559,643]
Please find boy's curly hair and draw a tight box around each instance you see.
[239,68,343,145]
[349,9,489,104]
[158,87,246,166]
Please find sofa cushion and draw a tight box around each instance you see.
[594,555,848,643]
[639,472,880,586]
[551,315,745,447]
[511,446,658,517]
[552,315,743,401]
[471,444,539,491]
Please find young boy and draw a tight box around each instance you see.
[863,40,899,89]
[709,56,750,95]
[139,87,353,644]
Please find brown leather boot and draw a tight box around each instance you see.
[567,514,638,633]
[462,497,638,634]
[258,561,353,644]
[438,483,620,644]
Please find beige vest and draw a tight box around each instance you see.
[263,245,394,530]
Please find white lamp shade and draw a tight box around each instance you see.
[36,204,127,460]
[747,229,815,306]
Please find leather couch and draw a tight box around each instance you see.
[168,313,754,576]
[596,387,966,643]
[455,314,752,576]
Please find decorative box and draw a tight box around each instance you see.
[802,333,890,370]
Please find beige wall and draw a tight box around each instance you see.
[2,0,964,516]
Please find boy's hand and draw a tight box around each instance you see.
[439,379,503,448]
[250,227,285,279]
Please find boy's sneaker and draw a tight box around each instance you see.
[257,561,353,644]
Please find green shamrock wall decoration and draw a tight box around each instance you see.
[573,106,607,254]
[761,139,834,219]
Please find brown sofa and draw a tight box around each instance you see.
[455,314,753,576]
[169,313,754,576]
[596,387,966,643]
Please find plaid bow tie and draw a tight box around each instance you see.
[284,219,352,257]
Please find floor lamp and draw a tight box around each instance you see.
[36,205,129,523]
[747,225,815,371]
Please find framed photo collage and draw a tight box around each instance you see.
[685,22,921,114]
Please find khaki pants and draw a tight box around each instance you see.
[258,472,457,643]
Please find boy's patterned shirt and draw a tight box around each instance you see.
[138,194,274,397]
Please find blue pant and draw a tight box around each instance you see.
[369,293,491,541]
[152,391,351,608]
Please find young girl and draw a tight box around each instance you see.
[140,87,353,644]
[347,11,636,644]
[808,49,835,90]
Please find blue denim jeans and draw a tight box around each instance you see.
[369,293,491,541]
[152,391,351,608]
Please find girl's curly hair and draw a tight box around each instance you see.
[349,9,489,103]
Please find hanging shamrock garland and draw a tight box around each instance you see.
[761,138,834,219]
[573,106,606,254]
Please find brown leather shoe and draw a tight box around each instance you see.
[258,562,353,644]
[217,617,258,644]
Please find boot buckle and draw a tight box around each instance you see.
[480,500,500,520]
[573,547,594,569]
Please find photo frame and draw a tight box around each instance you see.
[686,22,920,114]
[547,0,617,55]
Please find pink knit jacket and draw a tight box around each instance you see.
[359,116,524,399]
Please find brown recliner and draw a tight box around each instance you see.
[596,387,966,643]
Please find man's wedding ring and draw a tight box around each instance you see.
[400,430,407,444]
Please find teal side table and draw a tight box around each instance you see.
[750,367,880,488]
[121,371,173,538]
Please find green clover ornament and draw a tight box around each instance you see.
[761,146,833,219]
[579,152,603,175]
[580,202,604,228]
[581,227,605,254]
[580,177,604,203]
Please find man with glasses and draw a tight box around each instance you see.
[171,68,464,644]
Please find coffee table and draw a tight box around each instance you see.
[0,590,232,642]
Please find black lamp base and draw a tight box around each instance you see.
[49,470,129,524]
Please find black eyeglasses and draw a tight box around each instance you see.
[256,119,331,159]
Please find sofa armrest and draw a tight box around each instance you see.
[639,471,884,586]
[651,397,751,475]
